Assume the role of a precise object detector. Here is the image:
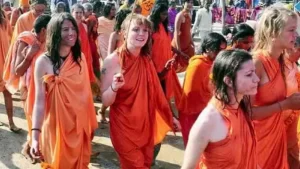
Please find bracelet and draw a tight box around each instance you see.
[278,102,283,112]
[111,85,118,92]
[31,128,41,132]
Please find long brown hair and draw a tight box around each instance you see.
[46,13,81,75]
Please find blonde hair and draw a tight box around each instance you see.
[253,6,297,51]
[121,13,153,56]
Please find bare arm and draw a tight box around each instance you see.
[15,41,40,76]
[10,9,18,28]
[107,32,118,55]
[30,56,48,158]
[251,58,300,120]
[181,108,214,169]
[101,53,124,107]
[31,57,47,139]
[174,13,183,50]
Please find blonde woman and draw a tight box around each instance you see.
[251,7,300,169]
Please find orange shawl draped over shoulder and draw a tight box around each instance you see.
[3,31,43,140]
[152,23,182,106]
[0,18,12,92]
[40,54,98,169]
[178,55,213,116]
[78,23,95,83]
[109,48,173,167]
[11,11,36,44]
[199,97,257,169]
[253,52,288,169]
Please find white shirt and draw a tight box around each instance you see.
[192,8,212,34]
[50,0,74,13]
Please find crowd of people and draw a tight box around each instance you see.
[1,0,300,168]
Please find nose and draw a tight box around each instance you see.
[68,28,74,35]
[253,72,260,83]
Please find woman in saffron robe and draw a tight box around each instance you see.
[182,49,259,169]
[149,3,182,166]
[101,14,176,169]
[0,9,19,132]
[30,13,98,168]
[179,33,227,147]
[251,7,300,169]
[72,4,95,83]
[98,3,116,60]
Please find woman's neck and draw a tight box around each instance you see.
[59,45,71,57]
[267,45,283,59]
[76,20,82,25]
[227,89,242,109]
[106,15,113,20]
[127,45,141,57]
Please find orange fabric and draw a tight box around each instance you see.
[97,16,115,59]
[3,31,43,141]
[179,55,213,115]
[0,19,12,92]
[199,97,257,169]
[11,10,36,44]
[20,0,30,6]
[171,11,194,72]
[283,59,300,169]
[40,54,98,169]
[79,22,96,83]
[178,55,213,145]
[253,52,288,169]
[152,23,182,106]
[110,48,173,168]
[4,31,37,94]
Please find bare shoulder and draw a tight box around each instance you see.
[102,52,120,74]
[35,54,53,74]
[252,56,264,77]
[194,104,220,128]
[200,104,221,121]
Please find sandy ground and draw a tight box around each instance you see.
[0,72,186,169]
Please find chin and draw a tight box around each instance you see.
[245,89,257,96]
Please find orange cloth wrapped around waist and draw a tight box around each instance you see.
[40,54,98,169]
[110,47,173,149]
[199,97,257,169]
[253,52,288,169]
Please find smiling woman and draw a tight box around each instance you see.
[101,14,176,168]
[30,13,98,168]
